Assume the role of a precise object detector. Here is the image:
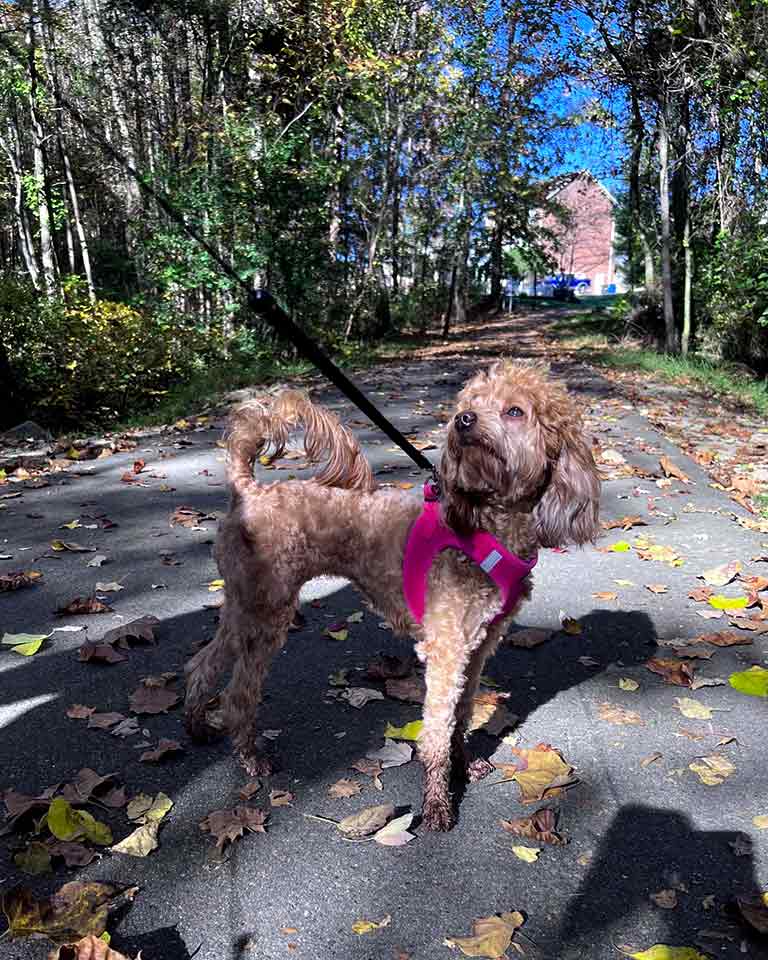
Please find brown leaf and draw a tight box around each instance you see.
[689,586,715,602]
[493,745,578,803]
[640,752,663,767]
[238,780,262,801]
[86,712,125,730]
[659,455,690,482]
[645,583,668,594]
[729,616,768,633]
[507,627,552,648]
[500,807,565,845]
[0,570,42,592]
[365,654,416,680]
[129,678,179,715]
[269,790,294,807]
[66,705,95,720]
[52,932,137,959]
[737,896,768,935]
[199,805,268,851]
[592,591,618,601]
[170,505,216,528]
[350,757,384,788]
[445,911,524,958]
[601,515,647,531]
[328,778,363,799]
[699,560,742,587]
[337,803,394,838]
[59,769,116,804]
[47,841,97,868]
[696,630,752,647]
[77,643,127,665]
[598,702,645,725]
[56,597,112,617]
[101,615,159,648]
[645,657,695,687]
[384,675,425,703]
[140,739,183,763]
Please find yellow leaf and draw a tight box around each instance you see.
[110,821,160,857]
[752,815,768,829]
[561,617,582,635]
[207,579,225,592]
[352,915,391,934]
[619,678,639,691]
[708,595,748,610]
[494,747,577,803]
[631,946,709,960]
[614,579,635,586]
[446,911,524,958]
[383,720,422,741]
[326,628,349,642]
[511,846,540,863]
[608,541,632,552]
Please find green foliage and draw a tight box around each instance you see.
[0,278,221,427]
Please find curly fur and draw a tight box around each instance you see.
[184,360,601,830]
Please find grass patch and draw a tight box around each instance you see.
[596,348,768,415]
[754,494,768,519]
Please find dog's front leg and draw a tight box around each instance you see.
[418,622,474,832]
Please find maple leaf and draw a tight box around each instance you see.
[350,757,384,790]
[200,805,268,851]
[129,677,180,714]
[500,807,565,845]
[101,615,159,648]
[445,910,524,958]
[59,769,117,805]
[328,778,363,799]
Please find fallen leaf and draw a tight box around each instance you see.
[200,805,268,851]
[511,845,540,862]
[598,702,644,725]
[649,889,678,909]
[689,754,735,785]
[607,540,632,552]
[645,584,668,594]
[645,658,695,687]
[1,632,49,656]
[602,515,647,530]
[94,581,123,593]
[696,630,751,647]
[640,752,663,767]
[560,616,582,635]
[366,739,413,768]
[1,882,137,944]
[0,570,42,593]
[101,615,159,647]
[636,544,684,566]
[110,821,160,857]
[493,745,578,803]
[708,594,748,610]
[689,586,715,601]
[659,456,690,482]
[673,698,713,720]
[170,505,215,528]
[77,643,127,665]
[383,720,422,741]
[752,815,768,829]
[737,895,768,935]
[46,800,111,846]
[445,910,524,958]
[126,792,172,823]
[328,779,363,799]
[350,758,384,790]
[700,561,743,587]
[500,808,564,845]
[337,803,395,839]
[269,789,294,807]
[374,811,416,846]
[325,627,348,642]
[385,676,425,703]
[139,739,183,763]
[729,666,768,697]
[619,678,639,691]
[352,915,391,935]
[129,677,179,714]
[365,654,416,679]
[507,627,552,648]
[592,591,618,601]
[50,933,137,959]
[631,947,708,960]
[14,841,52,875]
[86,555,108,568]
[51,541,95,553]
[340,687,385,709]
[56,597,112,617]
[206,578,225,592]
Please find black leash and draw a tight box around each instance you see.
[0,30,437,481]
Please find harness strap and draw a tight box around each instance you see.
[403,482,537,625]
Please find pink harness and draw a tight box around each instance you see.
[403,482,538,625]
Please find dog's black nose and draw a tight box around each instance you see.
[455,411,477,431]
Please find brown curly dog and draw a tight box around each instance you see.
[184,359,601,830]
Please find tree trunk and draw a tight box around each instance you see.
[26,2,58,297]
[681,211,692,356]
[658,111,676,352]
[0,122,40,289]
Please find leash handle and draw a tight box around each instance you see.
[247,291,436,475]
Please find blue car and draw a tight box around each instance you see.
[547,274,591,300]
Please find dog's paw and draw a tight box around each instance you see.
[422,799,456,832]
[185,715,221,744]
[238,750,275,778]
[467,757,494,782]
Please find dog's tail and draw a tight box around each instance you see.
[227,390,376,496]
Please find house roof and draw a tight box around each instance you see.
[545,170,618,206]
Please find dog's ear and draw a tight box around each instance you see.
[534,427,601,548]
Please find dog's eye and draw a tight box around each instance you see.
[506,406,524,418]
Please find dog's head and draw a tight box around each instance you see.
[440,359,601,546]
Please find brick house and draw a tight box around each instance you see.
[524,170,623,295]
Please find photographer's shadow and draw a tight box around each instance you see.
[555,803,761,957]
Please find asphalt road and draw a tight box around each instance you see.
[1,314,767,960]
